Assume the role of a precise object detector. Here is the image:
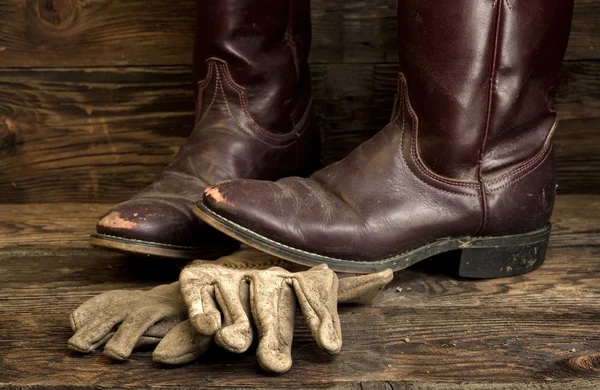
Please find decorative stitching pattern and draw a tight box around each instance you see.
[217,61,304,141]
[408,103,480,188]
[195,58,310,148]
[203,63,220,122]
[214,63,296,149]
[195,61,214,123]
[485,120,557,185]
[395,75,479,198]
[395,73,480,189]
[486,146,552,193]
[198,62,214,89]
[486,143,550,185]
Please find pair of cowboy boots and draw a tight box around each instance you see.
[92,0,574,278]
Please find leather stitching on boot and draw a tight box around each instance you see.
[214,65,296,149]
[485,146,553,193]
[393,75,479,198]
[217,62,309,141]
[485,120,558,185]
[196,63,214,123]
[397,74,480,190]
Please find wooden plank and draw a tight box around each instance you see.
[0,276,599,388]
[0,0,196,68]
[0,61,599,203]
[554,118,600,194]
[0,302,598,388]
[568,0,600,61]
[0,203,102,254]
[0,0,597,68]
[0,67,195,203]
[0,196,600,388]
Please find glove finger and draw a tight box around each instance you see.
[153,320,212,366]
[68,313,125,353]
[75,332,161,350]
[70,291,132,331]
[337,269,394,304]
[251,271,296,374]
[103,304,183,361]
[74,313,180,350]
[213,278,253,353]
[191,285,221,335]
[292,265,342,354]
[180,269,222,336]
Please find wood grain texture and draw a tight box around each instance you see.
[0,195,599,388]
[0,0,598,68]
[0,61,599,203]
[0,67,194,203]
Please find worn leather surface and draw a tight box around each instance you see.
[96,0,320,251]
[68,282,189,359]
[202,0,573,261]
[69,249,394,372]
[179,249,392,373]
[181,255,341,373]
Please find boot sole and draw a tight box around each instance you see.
[194,202,551,277]
[90,233,236,260]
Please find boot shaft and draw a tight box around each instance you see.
[396,0,574,181]
[192,0,312,133]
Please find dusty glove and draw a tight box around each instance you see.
[68,250,393,369]
[180,249,394,373]
[68,282,210,363]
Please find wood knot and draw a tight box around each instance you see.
[37,0,75,27]
[561,354,600,374]
[0,117,19,156]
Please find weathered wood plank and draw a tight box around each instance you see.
[0,203,102,254]
[0,0,196,68]
[0,292,599,388]
[0,0,597,68]
[0,196,599,388]
[1,61,598,203]
[0,67,194,203]
[554,118,600,194]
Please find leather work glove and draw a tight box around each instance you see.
[68,250,393,372]
[68,282,211,363]
[179,249,394,373]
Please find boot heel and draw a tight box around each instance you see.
[457,226,551,279]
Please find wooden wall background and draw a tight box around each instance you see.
[0,0,598,203]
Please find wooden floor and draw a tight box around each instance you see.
[1,195,599,389]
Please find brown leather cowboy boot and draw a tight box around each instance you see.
[194,0,574,276]
[90,0,320,259]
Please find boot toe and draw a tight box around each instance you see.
[201,178,362,258]
[97,198,203,247]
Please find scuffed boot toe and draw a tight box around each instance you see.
[93,198,237,259]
